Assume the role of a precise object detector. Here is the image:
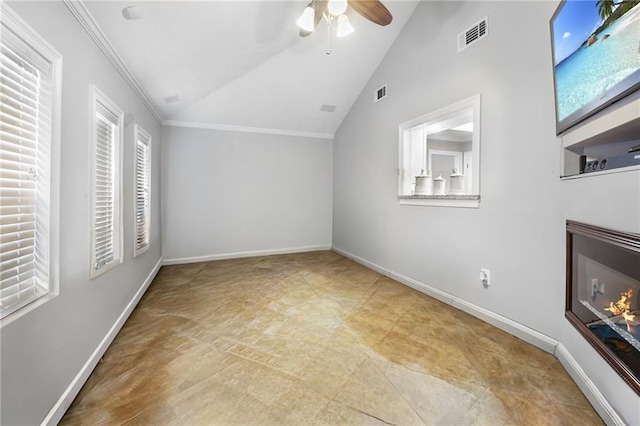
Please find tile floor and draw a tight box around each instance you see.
[61,251,603,425]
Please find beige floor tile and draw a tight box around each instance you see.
[121,403,180,426]
[530,361,596,408]
[61,251,602,426]
[335,358,427,425]
[506,392,605,426]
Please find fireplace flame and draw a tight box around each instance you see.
[604,289,637,332]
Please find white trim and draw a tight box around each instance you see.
[49,9,63,313]
[555,344,626,426]
[0,2,62,324]
[398,197,480,208]
[62,0,163,123]
[398,94,481,201]
[1,3,61,60]
[90,86,124,279]
[163,245,332,266]
[162,120,334,140]
[332,245,557,354]
[41,257,163,426]
[451,297,557,354]
[133,124,152,258]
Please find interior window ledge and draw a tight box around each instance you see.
[0,293,58,328]
[398,194,480,208]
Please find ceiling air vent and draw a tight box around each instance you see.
[320,104,337,112]
[374,84,387,103]
[458,16,488,53]
[163,94,181,104]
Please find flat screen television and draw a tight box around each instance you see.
[550,0,640,135]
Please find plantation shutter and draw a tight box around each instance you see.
[93,105,118,271]
[0,25,53,318]
[134,129,150,254]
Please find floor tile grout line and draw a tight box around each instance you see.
[294,268,378,353]
[377,361,429,426]
[375,297,421,346]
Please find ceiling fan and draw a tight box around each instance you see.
[296,0,393,38]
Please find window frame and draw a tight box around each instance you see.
[133,124,151,258]
[398,94,481,208]
[0,3,62,325]
[89,86,124,279]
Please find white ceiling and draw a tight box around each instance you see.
[83,0,419,136]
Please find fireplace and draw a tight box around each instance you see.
[566,221,640,395]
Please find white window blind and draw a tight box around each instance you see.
[91,88,123,278]
[133,125,150,257]
[0,19,54,318]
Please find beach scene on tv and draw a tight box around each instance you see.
[552,0,640,124]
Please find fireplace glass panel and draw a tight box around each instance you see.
[566,221,640,395]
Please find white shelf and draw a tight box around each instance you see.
[560,94,640,178]
[398,195,480,208]
[561,164,640,181]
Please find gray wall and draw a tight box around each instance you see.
[333,1,640,423]
[1,2,162,424]
[161,127,333,262]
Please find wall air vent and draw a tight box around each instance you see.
[374,84,387,103]
[458,16,488,53]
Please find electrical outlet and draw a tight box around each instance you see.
[480,268,491,287]
[591,278,605,297]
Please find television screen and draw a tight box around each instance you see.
[550,0,640,135]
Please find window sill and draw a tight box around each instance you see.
[134,244,149,258]
[91,257,123,279]
[0,293,58,328]
[398,194,480,208]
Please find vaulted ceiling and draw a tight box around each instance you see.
[81,0,420,137]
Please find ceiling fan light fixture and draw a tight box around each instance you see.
[336,15,354,37]
[327,0,348,16]
[296,6,316,32]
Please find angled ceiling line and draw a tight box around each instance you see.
[62,0,164,123]
[163,120,334,140]
[179,42,299,114]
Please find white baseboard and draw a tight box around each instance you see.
[451,297,558,354]
[163,244,333,266]
[332,245,624,424]
[332,246,558,354]
[555,344,625,426]
[42,257,163,426]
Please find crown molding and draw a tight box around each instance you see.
[62,0,164,123]
[162,120,334,140]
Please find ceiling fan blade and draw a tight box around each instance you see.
[348,0,393,26]
[298,0,327,37]
[313,0,327,27]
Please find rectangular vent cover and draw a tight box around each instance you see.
[458,16,488,53]
[374,84,387,103]
[163,94,181,104]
